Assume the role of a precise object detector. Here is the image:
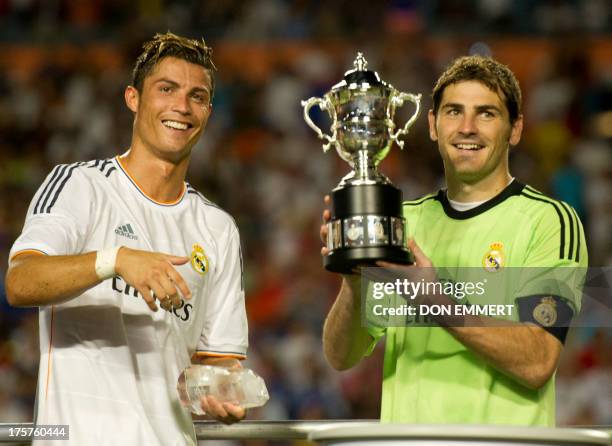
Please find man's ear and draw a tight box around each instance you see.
[125,86,139,113]
[428,109,438,141]
[509,114,523,146]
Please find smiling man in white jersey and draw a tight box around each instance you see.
[5,32,248,445]
[320,56,587,425]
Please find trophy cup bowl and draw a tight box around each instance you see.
[302,53,421,274]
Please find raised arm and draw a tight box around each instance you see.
[320,195,374,370]
[323,274,375,370]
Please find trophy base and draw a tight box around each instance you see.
[325,183,413,274]
[324,246,414,274]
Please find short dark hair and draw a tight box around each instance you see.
[132,31,216,101]
[431,56,522,124]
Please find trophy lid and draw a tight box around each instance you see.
[331,52,388,91]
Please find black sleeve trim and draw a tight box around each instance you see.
[516,294,575,344]
[521,186,583,263]
[34,162,88,215]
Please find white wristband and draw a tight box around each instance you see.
[95,246,121,280]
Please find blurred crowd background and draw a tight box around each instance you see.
[0,0,610,442]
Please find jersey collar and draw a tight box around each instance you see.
[436,179,525,220]
[115,156,186,207]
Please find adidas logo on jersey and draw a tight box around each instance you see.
[115,223,138,240]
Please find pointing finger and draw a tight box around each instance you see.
[168,256,190,265]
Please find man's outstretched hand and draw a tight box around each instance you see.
[115,247,192,312]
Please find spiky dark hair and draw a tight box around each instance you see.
[132,31,216,100]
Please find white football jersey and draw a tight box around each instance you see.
[10,157,248,445]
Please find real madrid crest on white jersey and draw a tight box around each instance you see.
[190,243,209,276]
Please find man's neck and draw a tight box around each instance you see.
[446,172,513,203]
[119,147,189,203]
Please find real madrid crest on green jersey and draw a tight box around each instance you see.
[190,243,209,276]
[482,242,505,272]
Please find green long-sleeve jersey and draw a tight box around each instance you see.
[368,180,588,426]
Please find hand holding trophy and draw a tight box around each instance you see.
[302,53,422,273]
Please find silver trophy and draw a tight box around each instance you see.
[302,53,421,273]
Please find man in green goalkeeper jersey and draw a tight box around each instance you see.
[320,55,587,426]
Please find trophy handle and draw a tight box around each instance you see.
[390,92,422,149]
[301,96,337,152]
